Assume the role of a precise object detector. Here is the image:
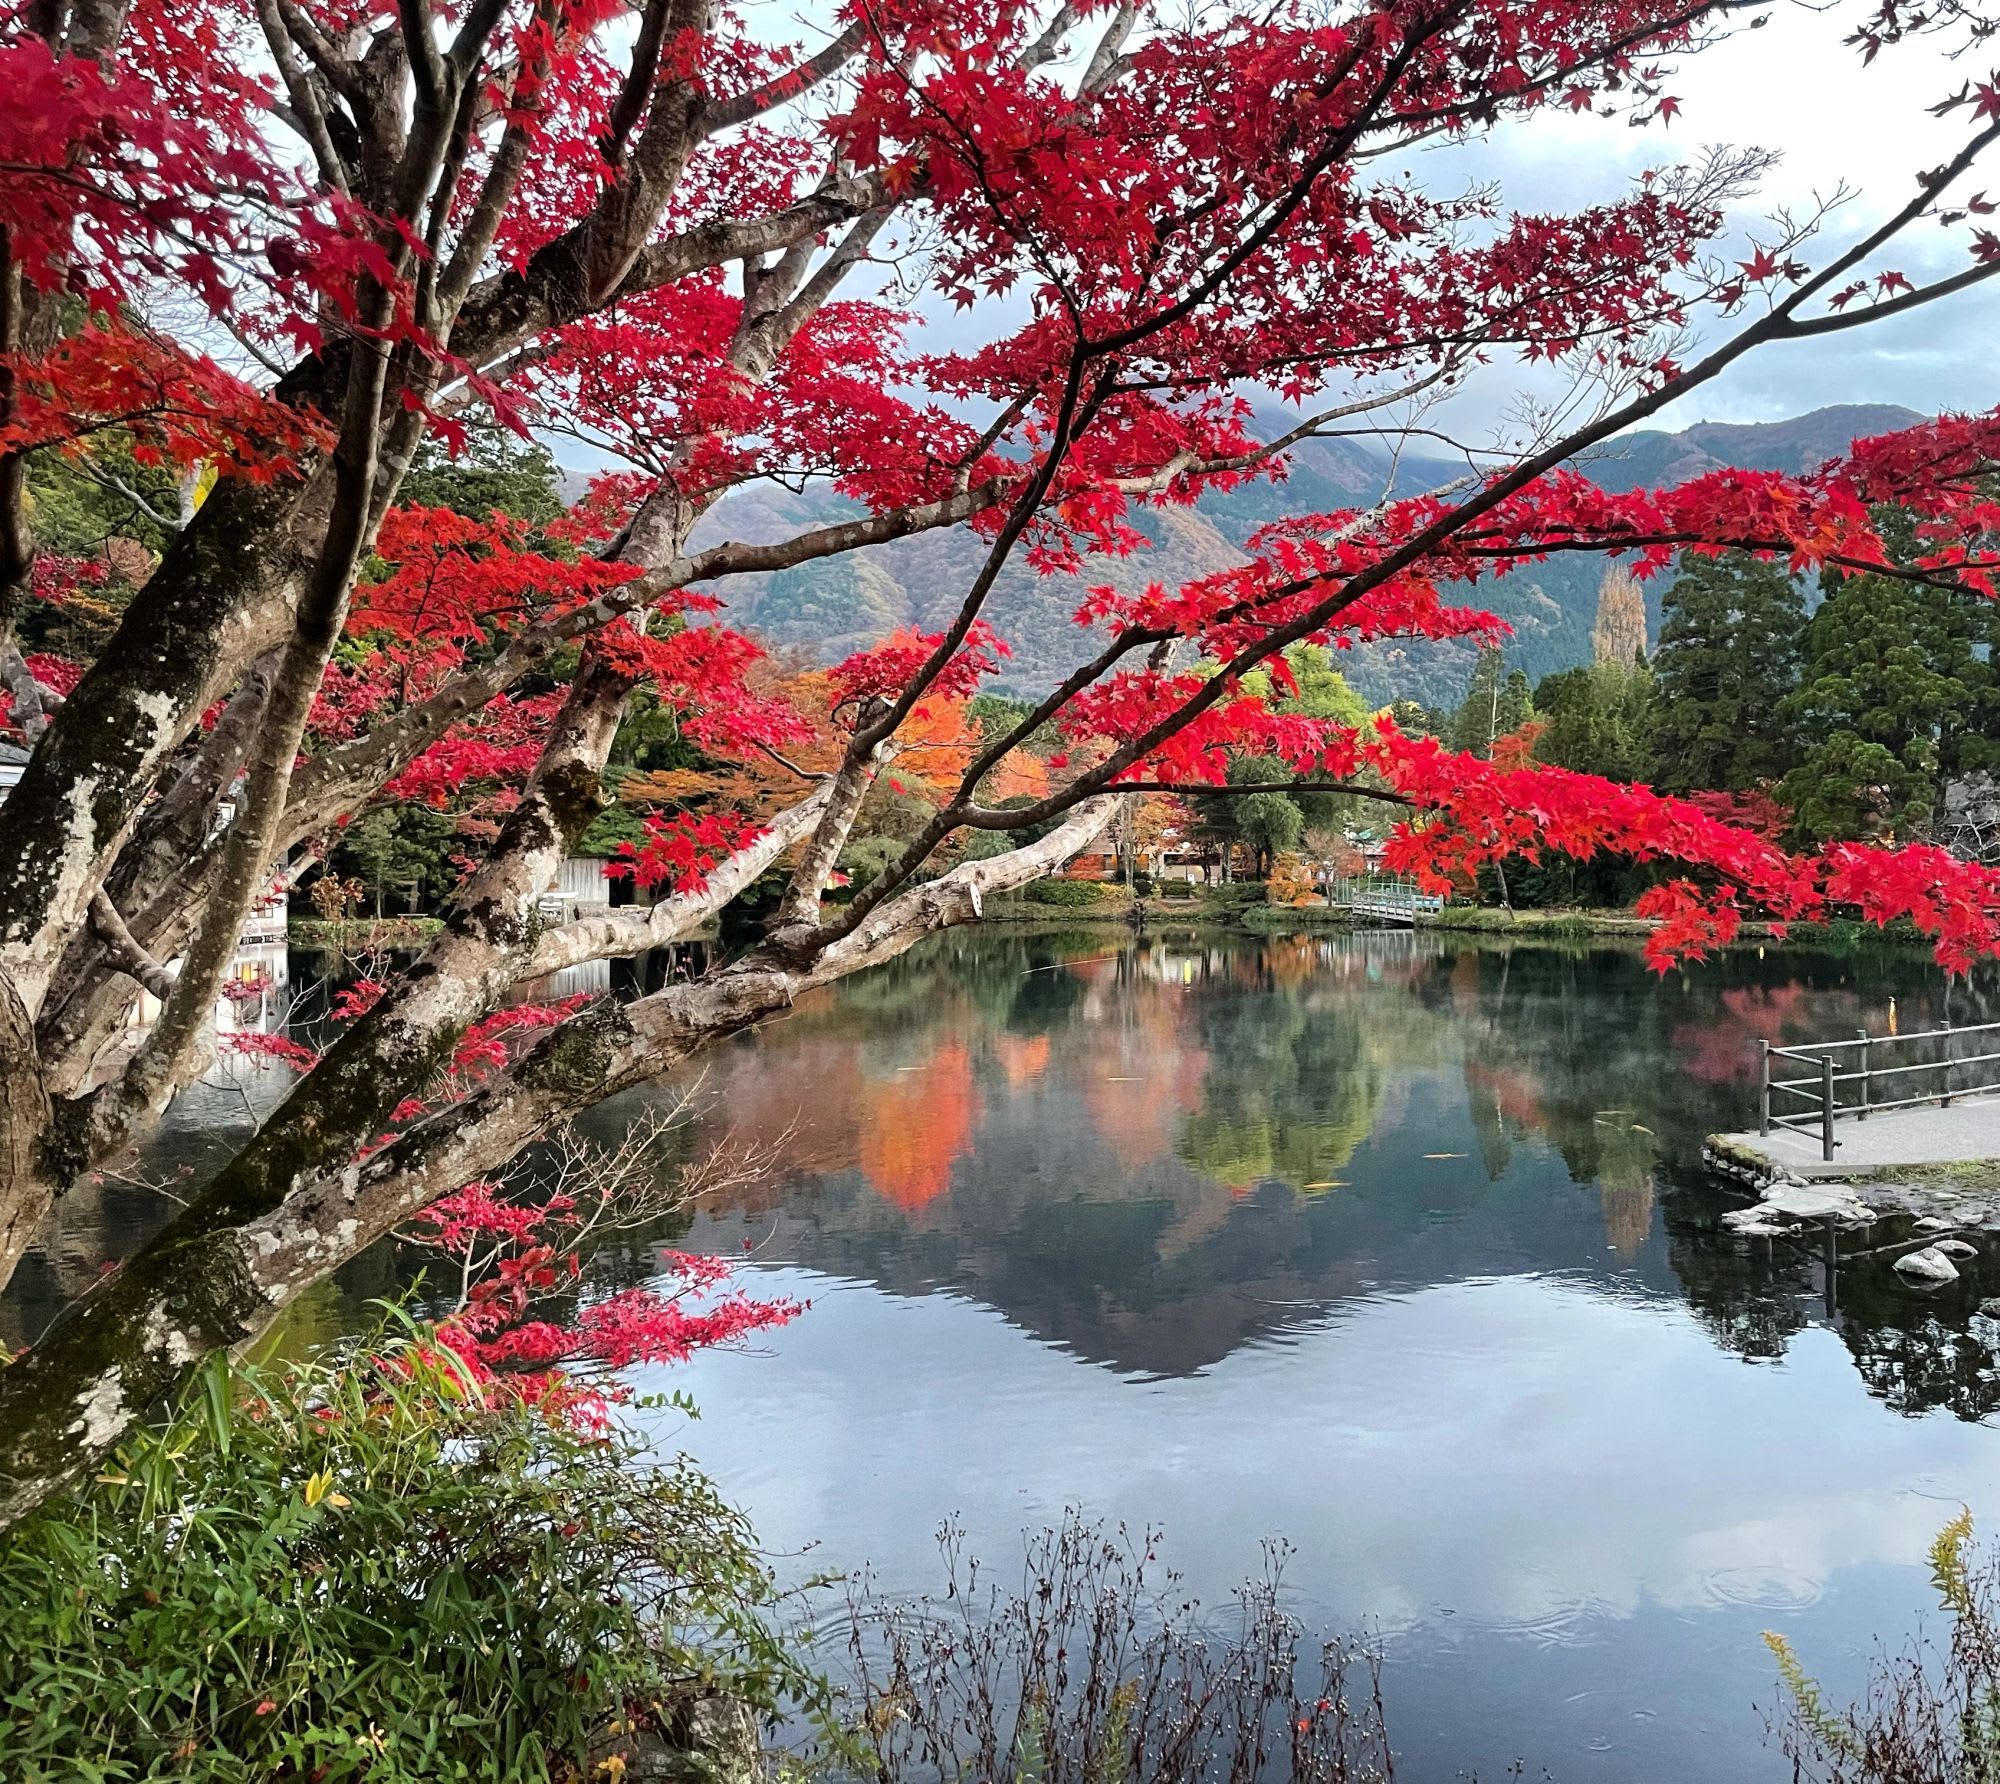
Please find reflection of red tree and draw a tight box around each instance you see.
[857,1043,980,1212]
[993,1032,1051,1086]
[1080,989,1208,1167]
[689,1036,865,1193]
[1465,1061,1545,1128]
[1674,985,1812,1083]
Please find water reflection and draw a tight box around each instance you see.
[14,927,2000,1782]
[626,929,1994,1402]
[608,928,2000,1783]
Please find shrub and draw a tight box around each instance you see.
[1268,853,1315,906]
[1158,879,1197,900]
[0,1333,823,1784]
[1131,871,1154,897]
[1024,878,1111,907]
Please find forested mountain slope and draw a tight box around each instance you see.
[675,403,1920,705]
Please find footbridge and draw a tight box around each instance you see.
[1327,875,1446,926]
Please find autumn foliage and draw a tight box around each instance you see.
[14,0,2000,1515]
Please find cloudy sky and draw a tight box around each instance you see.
[1438,0,2000,434]
[545,0,2000,481]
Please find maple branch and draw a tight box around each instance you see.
[256,0,352,194]
[818,114,2000,928]
[32,652,280,1096]
[775,755,884,931]
[1104,781,1414,806]
[851,353,1103,757]
[603,0,674,162]
[1080,0,1138,94]
[269,0,367,105]
[272,470,1022,847]
[1090,1,1465,355]
[523,780,837,976]
[0,794,1114,1525]
[453,170,891,369]
[438,9,548,312]
[1105,372,1456,493]
[1453,534,2000,592]
[399,0,448,114]
[1775,257,2000,337]
[700,21,869,134]
[85,893,174,1003]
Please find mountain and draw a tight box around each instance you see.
[683,402,1923,708]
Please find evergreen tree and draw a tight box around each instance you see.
[1778,510,1989,842]
[1533,660,1655,782]
[1649,549,1806,793]
[1447,646,1533,758]
[400,420,566,525]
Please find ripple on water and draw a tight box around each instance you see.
[1482,1599,1616,1650]
[1700,1566,1824,1613]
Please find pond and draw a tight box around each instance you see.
[11,925,2000,1782]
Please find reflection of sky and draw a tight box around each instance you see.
[646,1266,2000,1783]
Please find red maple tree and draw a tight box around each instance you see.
[5,0,2000,1520]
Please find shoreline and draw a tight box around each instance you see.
[978,887,1931,949]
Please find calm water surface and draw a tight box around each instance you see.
[16,926,2000,1782]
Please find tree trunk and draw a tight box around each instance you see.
[0,798,1116,1528]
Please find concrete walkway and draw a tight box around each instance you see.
[1710,1092,2000,1179]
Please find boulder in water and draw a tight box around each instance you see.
[1895,1246,1961,1283]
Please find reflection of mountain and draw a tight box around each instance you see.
[654,929,2000,1408]
[667,932,1713,1375]
[27,929,1997,1426]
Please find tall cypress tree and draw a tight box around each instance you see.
[1778,509,1988,842]
[1649,549,1805,794]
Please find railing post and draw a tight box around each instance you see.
[1942,1019,1954,1108]
[1856,1028,1869,1120]
[1759,1041,1771,1136]
[1821,1052,1836,1163]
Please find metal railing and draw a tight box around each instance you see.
[1329,875,1446,922]
[1759,1019,2000,1162]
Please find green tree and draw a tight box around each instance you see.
[1189,646,1367,878]
[1534,659,1655,782]
[1448,646,1534,758]
[1778,510,1988,842]
[326,804,460,914]
[399,420,566,525]
[1234,786,1305,875]
[1650,550,1806,793]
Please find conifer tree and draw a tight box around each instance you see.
[1650,550,1807,793]
[1779,512,1989,841]
[1448,647,1535,758]
[1534,660,1656,782]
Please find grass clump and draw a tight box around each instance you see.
[834,1515,1390,1784]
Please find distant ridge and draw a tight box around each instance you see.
[668,402,1927,706]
